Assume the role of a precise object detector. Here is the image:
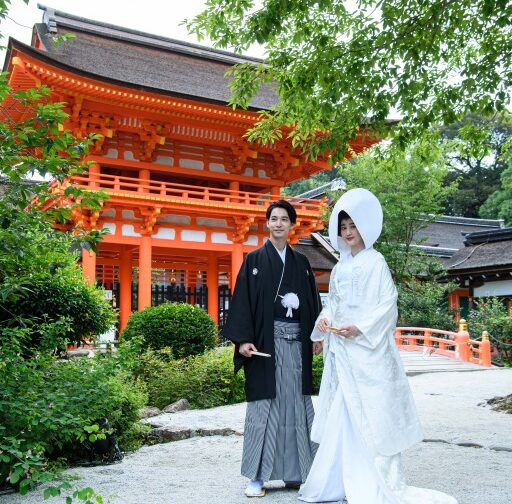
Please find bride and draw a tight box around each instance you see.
[298,188,458,504]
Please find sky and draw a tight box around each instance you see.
[0,0,265,64]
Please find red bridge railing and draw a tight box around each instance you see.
[395,321,491,367]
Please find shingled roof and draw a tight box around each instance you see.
[18,5,277,110]
[294,233,338,271]
[446,229,512,274]
[414,216,505,252]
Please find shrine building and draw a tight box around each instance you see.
[2,6,379,331]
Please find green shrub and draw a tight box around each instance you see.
[139,346,245,409]
[0,326,147,493]
[122,302,216,358]
[1,273,116,350]
[312,353,324,394]
[468,297,512,366]
[139,346,325,409]
[398,279,457,330]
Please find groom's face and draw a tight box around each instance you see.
[267,207,292,240]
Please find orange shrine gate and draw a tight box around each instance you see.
[2,7,379,331]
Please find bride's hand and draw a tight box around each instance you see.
[317,318,329,333]
[335,325,361,338]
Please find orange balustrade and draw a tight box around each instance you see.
[42,174,326,225]
[394,326,492,367]
[67,173,325,215]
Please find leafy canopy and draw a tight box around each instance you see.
[190,0,512,160]
[441,113,512,218]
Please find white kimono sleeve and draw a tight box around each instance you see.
[353,259,398,350]
[310,263,338,342]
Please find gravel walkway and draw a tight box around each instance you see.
[2,369,511,504]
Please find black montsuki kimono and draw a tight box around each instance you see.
[223,240,322,402]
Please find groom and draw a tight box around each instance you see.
[223,199,322,497]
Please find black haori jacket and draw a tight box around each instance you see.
[222,240,322,402]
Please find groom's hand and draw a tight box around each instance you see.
[313,341,323,354]
[239,342,258,357]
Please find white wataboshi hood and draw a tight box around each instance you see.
[328,188,383,253]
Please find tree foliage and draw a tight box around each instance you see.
[468,297,512,365]
[441,113,512,217]
[335,135,457,281]
[397,279,457,330]
[0,4,120,497]
[281,166,339,196]
[479,162,512,225]
[478,124,512,224]
[190,0,512,161]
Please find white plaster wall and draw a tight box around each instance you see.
[102,222,116,234]
[122,210,141,220]
[179,159,204,170]
[211,232,231,244]
[181,230,206,242]
[474,280,512,297]
[209,163,228,173]
[155,156,174,165]
[197,217,228,228]
[102,209,116,218]
[244,235,259,246]
[122,224,141,237]
[159,214,191,225]
[153,227,176,240]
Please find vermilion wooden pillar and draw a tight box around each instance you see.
[207,255,219,326]
[231,243,243,293]
[82,249,97,285]
[270,186,280,197]
[138,235,152,310]
[119,248,133,332]
[138,169,150,192]
[87,162,100,189]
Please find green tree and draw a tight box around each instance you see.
[281,167,340,196]
[479,162,512,225]
[336,135,457,281]
[441,114,512,217]
[0,2,119,498]
[190,0,512,160]
[479,129,512,224]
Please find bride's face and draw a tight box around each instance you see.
[339,218,364,252]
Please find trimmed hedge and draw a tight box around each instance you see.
[122,302,216,358]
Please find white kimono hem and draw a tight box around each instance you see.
[298,386,458,504]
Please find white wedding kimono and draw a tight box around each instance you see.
[299,188,458,504]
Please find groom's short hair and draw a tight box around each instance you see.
[266,200,297,224]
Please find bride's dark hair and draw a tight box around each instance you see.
[337,210,351,235]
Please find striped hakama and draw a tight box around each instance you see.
[241,320,317,483]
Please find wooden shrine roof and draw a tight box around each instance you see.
[21,6,277,110]
[446,229,512,273]
[448,240,512,275]
[294,236,338,271]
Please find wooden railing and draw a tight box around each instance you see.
[395,322,492,367]
[66,173,325,215]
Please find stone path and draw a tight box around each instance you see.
[2,369,511,504]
